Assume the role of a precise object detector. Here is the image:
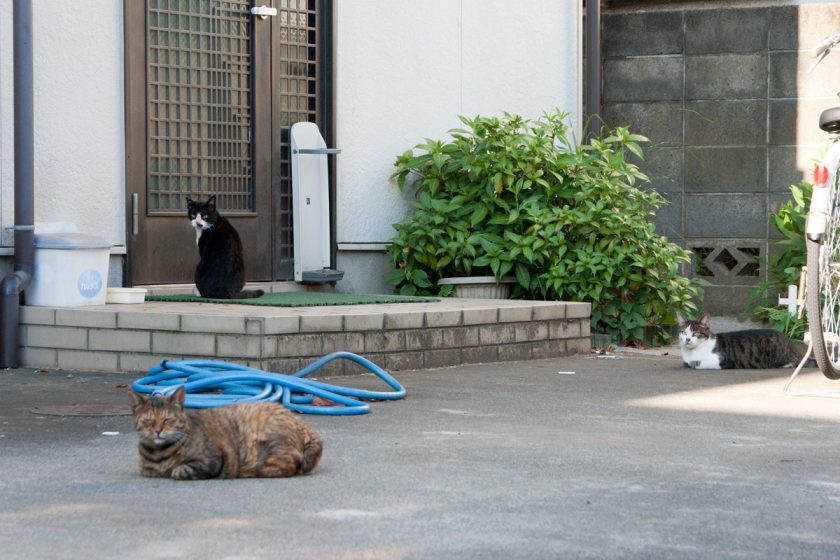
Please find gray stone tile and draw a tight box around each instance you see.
[603,11,684,57]
[57,350,118,371]
[27,326,87,350]
[685,147,767,193]
[321,332,366,355]
[462,307,498,325]
[217,335,262,359]
[603,101,684,147]
[385,351,424,372]
[550,320,582,340]
[497,306,532,323]
[685,100,767,146]
[152,332,216,357]
[300,314,344,333]
[566,302,592,320]
[498,343,533,362]
[699,285,761,315]
[685,8,768,54]
[264,316,300,335]
[20,306,55,325]
[684,195,767,238]
[20,347,57,368]
[770,99,838,146]
[423,348,461,369]
[89,329,151,353]
[343,313,385,331]
[532,304,565,321]
[770,4,840,51]
[685,53,767,100]
[180,314,246,334]
[384,311,424,330]
[652,193,682,239]
[460,346,498,365]
[118,312,180,331]
[603,56,684,102]
[273,334,322,358]
[424,309,462,327]
[56,309,117,329]
[364,331,405,353]
[769,146,812,193]
[478,324,516,345]
[640,147,683,193]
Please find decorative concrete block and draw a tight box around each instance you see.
[685,147,767,193]
[686,53,767,100]
[603,57,684,102]
[685,8,768,54]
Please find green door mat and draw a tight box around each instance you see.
[145,292,439,306]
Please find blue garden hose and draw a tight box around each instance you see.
[131,351,405,416]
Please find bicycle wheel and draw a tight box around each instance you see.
[807,235,840,379]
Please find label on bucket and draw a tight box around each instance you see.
[77,269,103,299]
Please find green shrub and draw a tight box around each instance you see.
[386,110,702,343]
[750,180,811,336]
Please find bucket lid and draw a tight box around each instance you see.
[34,233,111,249]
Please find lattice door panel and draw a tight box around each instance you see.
[147,0,254,213]
[275,0,322,277]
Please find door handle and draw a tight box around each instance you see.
[132,192,139,235]
[250,6,277,19]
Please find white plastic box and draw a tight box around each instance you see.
[28,233,111,307]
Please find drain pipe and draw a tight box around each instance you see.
[1,0,35,368]
[584,0,601,141]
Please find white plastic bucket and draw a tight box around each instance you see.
[28,233,111,307]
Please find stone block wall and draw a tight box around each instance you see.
[602,1,840,314]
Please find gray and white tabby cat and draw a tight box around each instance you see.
[677,314,802,369]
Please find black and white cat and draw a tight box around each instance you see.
[677,314,801,369]
[186,195,264,299]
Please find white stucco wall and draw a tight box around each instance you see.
[0,0,124,249]
[334,0,581,293]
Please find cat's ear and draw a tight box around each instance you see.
[676,313,686,327]
[128,390,147,410]
[186,196,194,205]
[700,314,711,327]
[170,385,187,408]
[206,195,217,210]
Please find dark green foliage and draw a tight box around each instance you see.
[751,180,811,337]
[386,110,702,343]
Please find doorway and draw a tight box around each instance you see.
[124,0,332,285]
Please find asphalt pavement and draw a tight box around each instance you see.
[2,349,840,559]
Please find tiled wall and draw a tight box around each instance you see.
[602,2,840,314]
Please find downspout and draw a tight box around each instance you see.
[584,0,601,140]
[1,0,35,368]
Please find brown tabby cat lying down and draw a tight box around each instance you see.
[129,386,323,480]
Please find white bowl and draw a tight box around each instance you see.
[105,287,147,304]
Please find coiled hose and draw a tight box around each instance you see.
[131,351,405,415]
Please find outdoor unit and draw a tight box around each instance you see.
[290,122,344,283]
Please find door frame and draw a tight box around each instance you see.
[123,0,335,286]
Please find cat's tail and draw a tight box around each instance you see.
[233,289,265,299]
[299,434,323,474]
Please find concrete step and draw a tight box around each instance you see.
[18,298,591,374]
